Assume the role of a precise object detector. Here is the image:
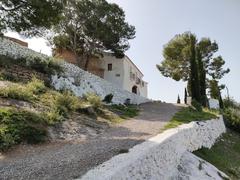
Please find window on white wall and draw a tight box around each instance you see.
[108,64,112,71]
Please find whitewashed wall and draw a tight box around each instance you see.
[209,98,220,109]
[0,37,48,60]
[80,117,226,180]
[0,37,150,104]
[52,62,150,104]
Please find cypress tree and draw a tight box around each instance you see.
[196,47,207,107]
[177,95,181,104]
[184,88,188,104]
[219,92,224,109]
[189,34,201,103]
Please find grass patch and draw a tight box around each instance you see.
[107,104,139,119]
[194,130,240,180]
[162,107,218,130]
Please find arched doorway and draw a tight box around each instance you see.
[132,85,138,94]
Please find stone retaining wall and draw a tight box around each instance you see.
[0,37,150,104]
[80,117,226,180]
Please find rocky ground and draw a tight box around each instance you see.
[0,102,181,180]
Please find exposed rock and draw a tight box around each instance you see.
[176,151,229,180]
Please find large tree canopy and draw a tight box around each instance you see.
[157,32,230,106]
[157,32,219,82]
[52,0,136,70]
[0,0,64,36]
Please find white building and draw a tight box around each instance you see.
[100,53,148,98]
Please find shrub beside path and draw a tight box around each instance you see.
[0,102,181,180]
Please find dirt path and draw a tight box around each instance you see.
[0,102,181,180]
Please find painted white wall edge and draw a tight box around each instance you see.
[79,116,226,180]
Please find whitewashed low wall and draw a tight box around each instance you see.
[0,37,150,104]
[52,62,149,104]
[209,98,220,109]
[80,117,226,180]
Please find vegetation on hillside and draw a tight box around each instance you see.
[0,78,139,151]
[194,130,240,180]
[162,107,218,131]
[0,55,63,77]
[223,98,240,133]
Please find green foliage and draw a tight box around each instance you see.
[108,104,139,119]
[194,130,240,179]
[223,108,240,133]
[209,56,230,80]
[52,0,135,69]
[54,91,79,117]
[163,107,217,130]
[103,94,114,104]
[209,80,220,99]
[0,107,47,151]
[0,78,46,102]
[0,84,34,102]
[157,32,229,106]
[24,56,63,75]
[0,55,63,76]
[224,98,240,109]
[83,93,102,109]
[0,0,64,36]
[189,34,201,102]
[191,99,203,112]
[0,71,19,82]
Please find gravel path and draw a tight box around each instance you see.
[0,102,181,180]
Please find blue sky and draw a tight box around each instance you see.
[6,0,240,103]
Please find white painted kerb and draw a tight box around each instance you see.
[80,117,226,180]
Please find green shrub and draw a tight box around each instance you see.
[191,99,203,112]
[0,107,47,151]
[0,55,63,76]
[223,108,240,132]
[84,93,102,109]
[55,91,79,116]
[103,94,113,104]
[0,72,19,82]
[26,77,46,94]
[0,84,34,102]
[0,78,46,102]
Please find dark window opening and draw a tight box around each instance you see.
[132,85,138,94]
[108,64,112,71]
